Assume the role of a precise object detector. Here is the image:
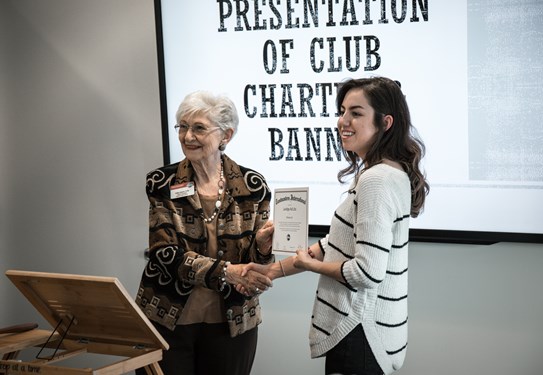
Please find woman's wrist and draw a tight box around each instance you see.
[256,244,272,256]
[278,259,287,278]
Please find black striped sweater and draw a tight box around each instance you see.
[309,163,410,374]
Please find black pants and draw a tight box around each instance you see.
[137,322,258,375]
[325,324,384,375]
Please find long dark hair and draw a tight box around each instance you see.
[336,77,429,217]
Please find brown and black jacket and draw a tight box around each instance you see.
[136,154,273,337]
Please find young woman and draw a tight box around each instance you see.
[243,77,429,375]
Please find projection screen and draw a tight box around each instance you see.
[154,0,543,244]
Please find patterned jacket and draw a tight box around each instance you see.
[136,155,274,337]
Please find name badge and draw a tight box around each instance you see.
[170,182,195,199]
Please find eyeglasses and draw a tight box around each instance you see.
[174,123,222,137]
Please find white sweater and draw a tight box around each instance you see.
[310,163,411,374]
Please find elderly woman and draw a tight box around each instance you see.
[135,91,274,375]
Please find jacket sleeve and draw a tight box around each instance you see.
[252,192,274,264]
[145,168,228,292]
[242,170,274,265]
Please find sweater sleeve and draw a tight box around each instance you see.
[341,169,397,290]
[318,235,329,256]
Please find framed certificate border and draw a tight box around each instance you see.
[272,187,309,253]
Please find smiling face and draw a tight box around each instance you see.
[178,114,226,164]
[337,88,380,159]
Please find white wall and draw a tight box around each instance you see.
[0,1,11,325]
[1,1,543,375]
[253,242,543,375]
[0,0,162,325]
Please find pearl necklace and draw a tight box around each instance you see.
[201,160,224,223]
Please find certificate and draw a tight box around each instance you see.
[272,187,309,253]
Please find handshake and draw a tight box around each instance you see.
[222,262,275,298]
[222,221,320,297]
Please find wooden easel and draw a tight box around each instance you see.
[0,270,169,375]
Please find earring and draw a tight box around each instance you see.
[219,142,226,152]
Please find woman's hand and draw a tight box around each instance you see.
[293,247,343,282]
[235,262,279,297]
[293,248,320,271]
[225,263,272,295]
[242,262,280,280]
[255,221,274,255]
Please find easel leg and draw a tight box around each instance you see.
[143,362,164,375]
